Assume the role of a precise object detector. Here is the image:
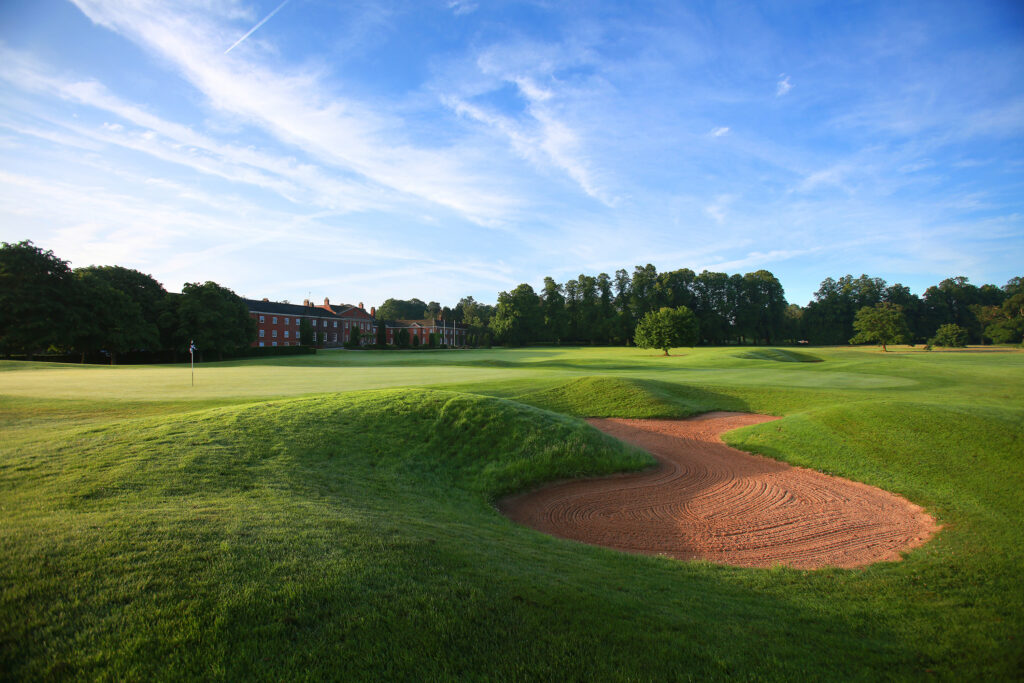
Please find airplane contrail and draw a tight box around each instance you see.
[224,0,292,54]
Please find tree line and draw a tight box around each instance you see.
[443,266,1022,348]
[4,239,1022,361]
[0,241,255,362]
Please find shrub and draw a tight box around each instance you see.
[929,323,968,348]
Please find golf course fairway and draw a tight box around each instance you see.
[1,345,1021,679]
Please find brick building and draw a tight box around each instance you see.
[378,319,467,347]
[244,297,375,348]
[246,297,467,349]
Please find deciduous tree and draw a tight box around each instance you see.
[634,306,698,356]
[929,323,968,348]
[0,240,75,359]
[849,302,909,352]
[174,281,256,361]
[490,283,541,346]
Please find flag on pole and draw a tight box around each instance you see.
[190,340,197,387]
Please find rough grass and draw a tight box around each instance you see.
[1,346,1022,679]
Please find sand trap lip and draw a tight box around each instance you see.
[498,412,938,569]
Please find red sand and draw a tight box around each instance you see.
[498,413,938,569]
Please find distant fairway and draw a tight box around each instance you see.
[1,346,1022,679]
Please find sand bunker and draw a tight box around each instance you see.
[499,413,937,569]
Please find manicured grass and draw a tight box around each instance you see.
[1,346,1022,679]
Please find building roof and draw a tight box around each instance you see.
[244,298,344,318]
[245,298,375,320]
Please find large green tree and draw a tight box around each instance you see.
[803,274,887,345]
[490,283,541,346]
[540,276,567,342]
[849,302,909,352]
[634,306,699,356]
[72,265,164,362]
[174,281,256,360]
[71,269,155,364]
[0,240,76,359]
[376,298,428,321]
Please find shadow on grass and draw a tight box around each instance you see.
[494,376,753,418]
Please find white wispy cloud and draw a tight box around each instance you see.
[710,126,730,137]
[704,194,735,224]
[776,73,792,96]
[447,0,478,17]
[443,47,618,206]
[68,0,521,225]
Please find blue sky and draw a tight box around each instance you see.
[1,0,1022,307]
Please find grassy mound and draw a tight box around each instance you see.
[734,348,822,362]
[1,388,655,680]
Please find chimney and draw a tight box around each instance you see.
[262,298,269,302]
[303,299,310,307]
[359,302,364,309]
[324,297,330,306]
[370,306,376,317]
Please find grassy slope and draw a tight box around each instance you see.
[1,346,1022,679]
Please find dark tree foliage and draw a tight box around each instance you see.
[739,270,786,344]
[71,269,156,364]
[802,275,886,345]
[692,271,731,344]
[396,327,410,347]
[540,277,567,342]
[596,273,616,344]
[0,240,75,359]
[376,298,428,321]
[490,283,541,346]
[923,277,1005,344]
[376,322,387,346]
[975,278,1024,344]
[72,265,163,362]
[299,318,314,347]
[175,281,256,361]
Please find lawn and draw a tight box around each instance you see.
[1,346,1022,679]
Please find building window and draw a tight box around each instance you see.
[259,342,265,347]
[333,321,338,327]
[272,341,277,347]
[259,315,264,323]
[272,330,277,338]
[284,330,290,338]
[313,332,317,342]
[272,316,277,324]
[285,317,289,325]
[332,333,337,342]
[259,329,265,338]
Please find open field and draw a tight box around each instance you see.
[2,346,1023,679]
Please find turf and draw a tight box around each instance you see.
[1,345,1022,679]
